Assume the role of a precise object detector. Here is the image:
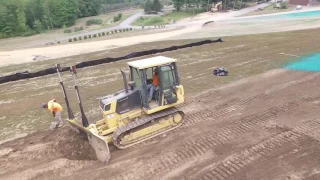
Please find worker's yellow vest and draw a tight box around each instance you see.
[48,100,62,112]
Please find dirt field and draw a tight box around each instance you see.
[1,28,320,179]
[2,3,320,179]
[2,68,320,180]
[1,6,320,67]
[0,27,320,180]
[0,26,201,67]
[170,16,320,41]
[2,28,320,143]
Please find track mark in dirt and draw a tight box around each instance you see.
[182,72,320,107]
[1,158,96,180]
[179,73,320,127]
[264,73,320,95]
[194,119,320,180]
[110,96,312,180]
[182,93,266,128]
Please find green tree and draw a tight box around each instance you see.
[33,19,43,33]
[78,0,103,18]
[48,0,79,27]
[144,0,152,13]
[15,0,28,32]
[152,0,162,13]
[43,0,54,29]
[193,0,201,8]
[25,0,44,29]
[185,0,193,8]
[172,0,184,11]
[0,5,15,36]
[0,0,28,37]
[0,0,136,38]
[42,15,51,30]
[280,1,288,9]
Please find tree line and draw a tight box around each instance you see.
[143,0,209,13]
[170,0,250,11]
[144,0,162,14]
[0,0,138,38]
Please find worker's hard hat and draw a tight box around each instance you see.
[41,103,47,108]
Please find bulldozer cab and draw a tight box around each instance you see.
[127,56,183,112]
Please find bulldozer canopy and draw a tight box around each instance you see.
[127,56,177,69]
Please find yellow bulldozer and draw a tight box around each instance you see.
[56,56,185,163]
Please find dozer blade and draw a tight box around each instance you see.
[67,119,111,164]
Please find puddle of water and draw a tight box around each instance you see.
[284,53,320,72]
[280,10,320,18]
[234,10,320,23]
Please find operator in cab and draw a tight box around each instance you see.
[147,68,159,102]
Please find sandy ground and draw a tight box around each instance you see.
[1,5,319,68]
[2,69,320,179]
[1,27,320,144]
[169,17,320,40]
[0,26,201,67]
[1,6,320,180]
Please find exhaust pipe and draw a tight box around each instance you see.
[120,69,128,93]
[70,66,89,127]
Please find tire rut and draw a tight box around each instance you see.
[179,72,319,110]
[110,96,313,180]
[182,93,266,128]
[179,73,320,127]
[194,119,320,180]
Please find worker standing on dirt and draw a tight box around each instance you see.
[42,99,64,130]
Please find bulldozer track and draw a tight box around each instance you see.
[182,93,266,127]
[177,94,261,113]
[111,97,310,180]
[196,119,320,180]
[264,72,320,95]
[210,98,239,110]
[111,75,320,180]
[112,107,184,149]
[179,73,320,112]
[178,73,320,127]
[231,73,318,98]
